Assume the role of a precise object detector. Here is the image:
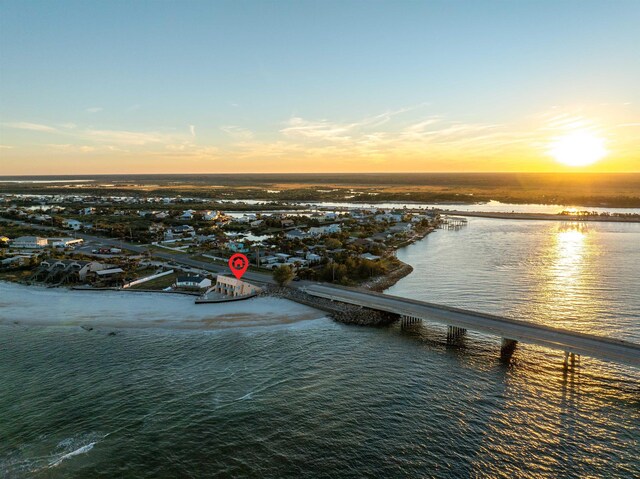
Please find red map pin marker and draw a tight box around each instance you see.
[229,253,249,280]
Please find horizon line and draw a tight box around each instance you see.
[1,171,639,178]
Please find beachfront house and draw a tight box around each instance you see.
[91,267,125,284]
[212,275,261,297]
[36,259,108,282]
[1,255,30,267]
[175,275,212,290]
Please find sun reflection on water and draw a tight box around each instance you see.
[535,222,607,332]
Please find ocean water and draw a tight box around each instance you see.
[1,219,639,478]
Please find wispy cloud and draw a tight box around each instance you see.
[0,144,14,149]
[86,107,103,113]
[280,117,355,142]
[48,144,97,153]
[3,121,58,132]
[3,103,636,171]
[221,125,254,140]
[84,129,171,146]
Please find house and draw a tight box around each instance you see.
[228,241,250,253]
[309,224,341,236]
[281,219,295,228]
[63,219,83,230]
[410,214,431,223]
[286,257,308,267]
[195,234,218,244]
[1,255,30,267]
[212,275,260,297]
[154,211,169,220]
[30,214,52,222]
[286,229,309,240]
[202,210,221,221]
[180,209,196,220]
[175,275,212,289]
[375,213,402,223]
[389,222,413,234]
[371,232,390,242]
[37,259,107,281]
[165,225,195,240]
[149,223,165,233]
[305,252,322,263]
[259,255,280,265]
[0,236,10,245]
[360,253,381,261]
[250,219,264,228]
[79,207,95,215]
[11,236,48,249]
[350,238,374,249]
[47,237,84,248]
[92,267,125,283]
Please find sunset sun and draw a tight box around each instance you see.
[549,131,607,167]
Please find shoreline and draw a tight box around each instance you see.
[359,261,414,292]
[0,281,327,331]
[441,210,640,223]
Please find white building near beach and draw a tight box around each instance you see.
[212,276,261,297]
[11,236,48,249]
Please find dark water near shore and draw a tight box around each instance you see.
[1,219,639,478]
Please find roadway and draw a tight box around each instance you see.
[304,284,640,368]
[0,217,275,284]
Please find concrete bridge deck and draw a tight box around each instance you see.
[304,284,640,368]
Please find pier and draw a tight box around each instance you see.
[305,284,640,368]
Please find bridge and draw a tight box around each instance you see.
[304,284,640,369]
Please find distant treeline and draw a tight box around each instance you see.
[1,173,639,207]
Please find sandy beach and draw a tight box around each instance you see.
[0,282,326,331]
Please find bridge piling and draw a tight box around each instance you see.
[447,326,467,344]
[305,284,640,368]
[400,315,422,327]
[563,351,581,370]
[500,338,518,360]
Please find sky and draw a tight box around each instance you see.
[1,0,639,175]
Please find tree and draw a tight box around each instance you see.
[325,238,342,250]
[273,264,295,286]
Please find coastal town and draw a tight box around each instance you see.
[0,191,441,296]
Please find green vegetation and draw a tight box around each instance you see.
[0,223,53,238]
[129,272,177,290]
[0,267,33,282]
[273,265,294,286]
[314,257,392,285]
[3,173,639,207]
